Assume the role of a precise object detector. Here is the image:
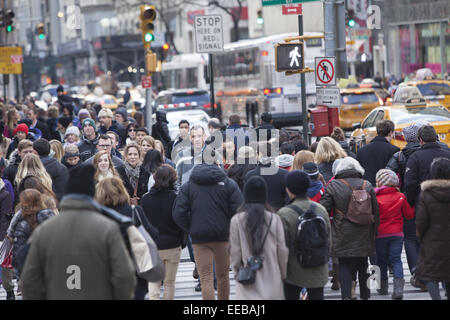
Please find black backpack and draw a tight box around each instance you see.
[287,203,329,268]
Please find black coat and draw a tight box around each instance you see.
[152,120,172,158]
[245,163,289,211]
[356,135,400,186]
[0,186,13,240]
[78,136,98,162]
[40,156,69,201]
[386,142,421,192]
[46,118,60,142]
[33,120,52,141]
[404,142,450,206]
[255,123,275,141]
[116,165,150,204]
[173,164,244,244]
[141,189,185,250]
[318,161,335,184]
[415,179,450,282]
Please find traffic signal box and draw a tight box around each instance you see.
[140,5,156,49]
[37,23,45,39]
[0,9,15,32]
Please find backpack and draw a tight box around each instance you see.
[336,179,374,225]
[287,203,329,268]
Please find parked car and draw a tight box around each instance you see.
[397,80,450,110]
[154,108,211,140]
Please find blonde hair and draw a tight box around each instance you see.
[292,150,315,171]
[314,137,347,164]
[95,176,130,207]
[154,140,165,160]
[124,142,142,160]
[93,150,117,182]
[140,135,156,149]
[49,140,64,162]
[15,154,53,192]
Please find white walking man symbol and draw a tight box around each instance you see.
[289,46,302,67]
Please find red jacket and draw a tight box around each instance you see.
[309,187,325,203]
[375,186,415,236]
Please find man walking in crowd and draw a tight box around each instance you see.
[26,108,51,141]
[255,112,275,142]
[356,119,399,186]
[97,108,126,148]
[152,110,172,159]
[84,134,124,167]
[173,163,244,300]
[21,163,137,299]
[78,118,98,162]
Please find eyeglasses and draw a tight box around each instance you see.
[98,144,111,148]
[128,129,136,132]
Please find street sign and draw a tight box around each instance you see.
[282,4,303,15]
[315,57,336,86]
[316,87,341,107]
[142,75,152,88]
[0,47,23,74]
[194,15,224,53]
[275,42,304,72]
[262,0,318,6]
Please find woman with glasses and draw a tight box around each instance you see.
[126,123,138,145]
[116,143,150,205]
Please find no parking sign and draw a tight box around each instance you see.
[315,57,336,86]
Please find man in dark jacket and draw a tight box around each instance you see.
[33,139,69,201]
[255,112,275,142]
[26,108,51,141]
[97,108,126,148]
[152,110,172,159]
[356,119,399,186]
[245,141,289,211]
[78,118,98,162]
[404,125,450,207]
[173,163,243,300]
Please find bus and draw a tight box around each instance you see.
[213,32,325,127]
[161,53,209,91]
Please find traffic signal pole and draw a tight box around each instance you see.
[298,15,309,145]
[208,53,215,112]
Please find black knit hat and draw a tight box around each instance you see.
[285,170,310,196]
[244,176,268,204]
[58,116,72,129]
[64,163,96,197]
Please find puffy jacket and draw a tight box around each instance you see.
[404,142,450,206]
[375,186,414,236]
[172,164,244,244]
[40,156,69,201]
[12,209,55,268]
[320,169,380,257]
[141,189,185,250]
[386,142,421,192]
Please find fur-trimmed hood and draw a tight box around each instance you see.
[421,179,450,202]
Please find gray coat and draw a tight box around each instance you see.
[230,211,289,300]
[320,169,379,257]
[20,197,137,300]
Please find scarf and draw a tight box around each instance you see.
[124,162,140,189]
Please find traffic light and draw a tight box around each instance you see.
[256,9,264,25]
[37,23,45,39]
[346,9,356,28]
[140,5,156,47]
[0,9,15,32]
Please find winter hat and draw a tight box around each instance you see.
[64,163,96,197]
[303,162,319,180]
[115,108,128,121]
[57,85,64,93]
[58,116,73,129]
[13,123,29,136]
[65,126,80,138]
[430,157,450,180]
[276,154,294,168]
[285,170,310,196]
[82,118,97,131]
[78,109,90,118]
[261,112,272,123]
[376,169,399,187]
[98,108,114,119]
[244,176,268,204]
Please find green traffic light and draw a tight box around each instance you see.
[7,26,12,32]
[144,32,154,42]
[256,17,264,25]
[39,34,45,39]
[348,19,356,27]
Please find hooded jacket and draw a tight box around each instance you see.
[40,156,69,201]
[172,164,244,244]
[152,111,172,158]
[415,179,450,282]
[78,135,98,162]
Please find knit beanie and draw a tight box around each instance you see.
[115,108,128,121]
[65,126,80,137]
[376,169,399,187]
[285,170,310,196]
[98,108,114,119]
[276,154,294,168]
[58,116,73,129]
[244,176,268,204]
[64,163,96,197]
[78,109,91,118]
[82,118,97,131]
[13,123,29,136]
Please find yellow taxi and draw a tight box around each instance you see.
[350,104,450,151]
[398,80,450,110]
[339,87,383,129]
[84,94,119,110]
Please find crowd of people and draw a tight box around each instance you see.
[0,87,449,300]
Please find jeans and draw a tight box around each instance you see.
[426,282,450,300]
[148,246,182,300]
[338,257,370,300]
[284,282,324,300]
[375,236,404,281]
[193,241,230,300]
[403,218,420,274]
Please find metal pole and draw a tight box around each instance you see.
[335,0,348,78]
[299,15,308,145]
[324,0,336,59]
[208,53,215,110]
[440,21,447,79]
[145,86,152,134]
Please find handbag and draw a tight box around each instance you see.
[236,214,273,285]
[130,181,140,206]
[0,239,12,263]
[0,247,13,269]
[130,205,165,282]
